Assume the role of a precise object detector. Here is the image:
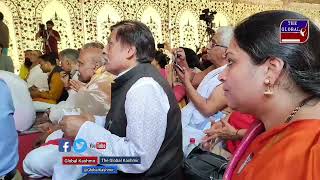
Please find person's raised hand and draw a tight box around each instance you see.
[172,48,189,68]
[69,79,86,92]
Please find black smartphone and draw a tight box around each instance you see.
[157,43,164,48]
[174,62,184,73]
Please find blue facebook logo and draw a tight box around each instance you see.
[73,138,88,153]
[59,140,71,152]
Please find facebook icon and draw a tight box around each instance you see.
[59,140,71,152]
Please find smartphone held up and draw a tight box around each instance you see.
[174,62,184,73]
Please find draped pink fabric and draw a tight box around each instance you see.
[223,121,265,180]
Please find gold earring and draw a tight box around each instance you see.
[264,79,273,95]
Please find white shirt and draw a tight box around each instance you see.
[0,71,36,131]
[53,77,170,180]
[181,65,226,153]
[27,64,49,91]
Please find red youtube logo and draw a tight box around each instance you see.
[96,142,107,149]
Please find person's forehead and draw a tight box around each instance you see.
[82,48,101,55]
[109,30,117,41]
[60,57,68,62]
[80,48,101,61]
[226,39,241,56]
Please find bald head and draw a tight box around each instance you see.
[78,48,103,83]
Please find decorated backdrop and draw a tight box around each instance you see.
[0,0,319,72]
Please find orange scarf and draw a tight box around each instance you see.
[231,119,320,180]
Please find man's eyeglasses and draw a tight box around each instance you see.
[211,43,228,49]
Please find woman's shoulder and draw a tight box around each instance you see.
[290,119,320,131]
[285,119,320,132]
[284,119,320,146]
[256,120,320,150]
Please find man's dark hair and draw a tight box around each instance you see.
[234,10,320,97]
[46,20,54,26]
[110,20,155,63]
[39,54,57,65]
[0,12,3,21]
[154,50,169,68]
[24,58,32,68]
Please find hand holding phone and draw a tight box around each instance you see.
[174,62,184,73]
[173,48,186,63]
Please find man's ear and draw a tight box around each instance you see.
[125,45,136,60]
[264,57,285,85]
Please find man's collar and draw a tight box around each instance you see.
[116,68,131,78]
[116,64,138,78]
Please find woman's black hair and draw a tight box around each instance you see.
[181,47,201,69]
[154,50,169,69]
[234,10,320,97]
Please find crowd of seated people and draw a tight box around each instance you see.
[44,48,80,124]
[23,42,114,178]
[0,10,320,180]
